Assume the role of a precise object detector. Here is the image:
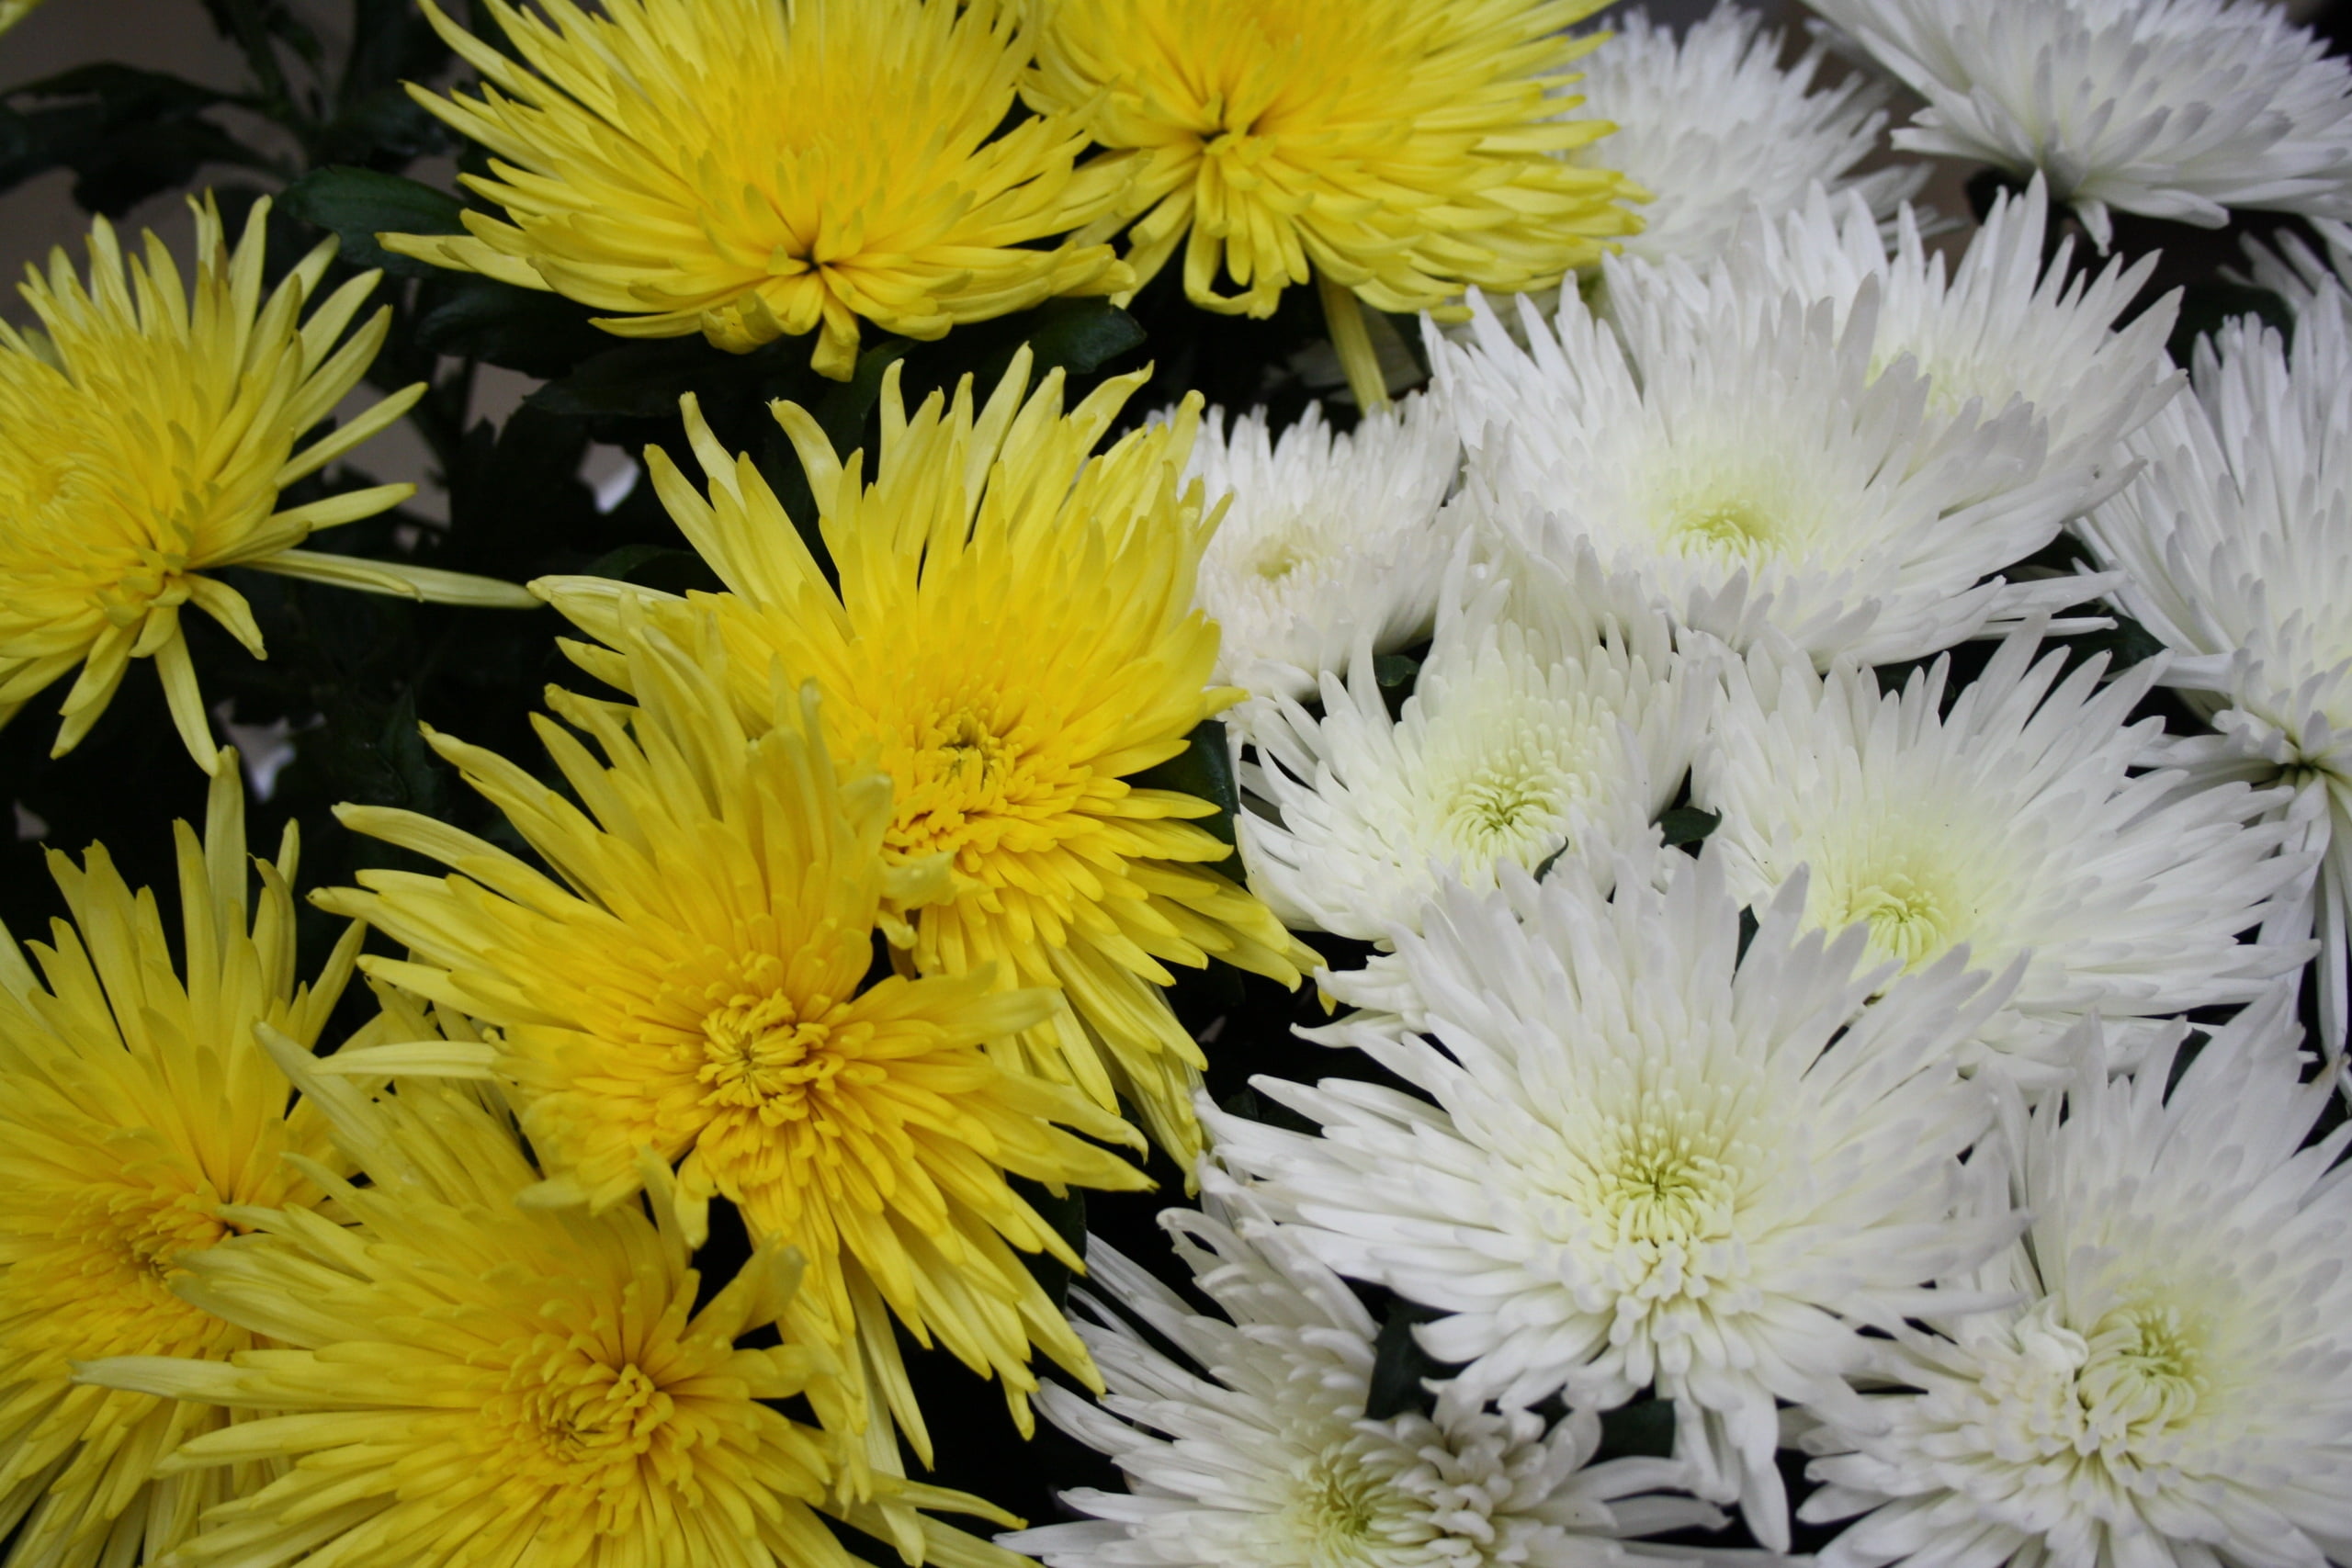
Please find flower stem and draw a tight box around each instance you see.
[1317,271,1390,415]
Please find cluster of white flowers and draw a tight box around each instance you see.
[1027,4,2352,1567]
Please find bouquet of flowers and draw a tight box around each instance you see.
[5,0,2352,1564]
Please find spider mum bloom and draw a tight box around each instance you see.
[0,197,530,774]
[1185,392,1463,705]
[1000,1172,1732,1568]
[0,754,359,1568]
[1803,0,2352,248]
[1239,556,1714,943]
[1797,989,2352,1568]
[79,1055,1033,1568]
[1211,851,2019,1550]
[313,625,1148,1461]
[536,352,1314,1168]
[1566,6,1925,270]
[2076,282,2352,1049]
[1694,629,2310,1088]
[392,0,1129,377]
[1020,0,1641,411]
[1436,273,2093,668]
[1690,175,2179,494]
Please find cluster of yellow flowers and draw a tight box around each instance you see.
[1,344,1313,1567]
[0,2,1640,1564]
[388,0,1637,404]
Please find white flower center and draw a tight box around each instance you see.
[1672,495,1780,552]
[1826,866,1962,972]
[1272,1438,1427,1568]
[1243,517,1331,583]
[1589,1111,1737,1255]
[1423,722,1599,875]
[1977,1297,2211,1472]
[1808,840,1984,976]
[1647,464,1804,565]
[2078,1303,2208,1449]
[1540,1081,1759,1337]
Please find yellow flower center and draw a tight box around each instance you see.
[486,1337,707,1532]
[530,1359,673,1465]
[0,1177,243,1364]
[699,990,851,1122]
[878,696,1089,874]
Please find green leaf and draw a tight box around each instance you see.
[1595,1399,1677,1461]
[529,338,793,423]
[811,338,916,454]
[281,165,466,276]
[1015,296,1148,378]
[896,297,1147,412]
[414,275,613,378]
[1364,1296,1464,1422]
[2061,609,2169,673]
[0,65,273,214]
[1657,807,1721,848]
[1130,719,1237,849]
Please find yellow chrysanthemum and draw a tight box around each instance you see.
[537,350,1315,1169]
[0,195,535,774]
[0,0,44,37]
[389,0,1133,378]
[1023,0,1642,408]
[80,1050,1032,1568]
[0,752,365,1568]
[312,622,1148,1461]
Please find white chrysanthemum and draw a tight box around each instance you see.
[1693,628,2310,1087]
[2076,279,2352,1048]
[1674,176,2179,492]
[1804,0,2352,247]
[1237,556,1713,943]
[1000,1174,1731,1568]
[1435,274,2094,668]
[1188,396,1464,703]
[1565,6,1925,270]
[1209,850,2019,1550]
[1797,988,2352,1568]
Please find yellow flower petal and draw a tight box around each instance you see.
[393,0,1132,376]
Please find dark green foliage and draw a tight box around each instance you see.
[0,63,278,213]
[280,165,465,274]
[1364,1293,1464,1421]
[1657,806,1721,848]
[1131,719,1238,848]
